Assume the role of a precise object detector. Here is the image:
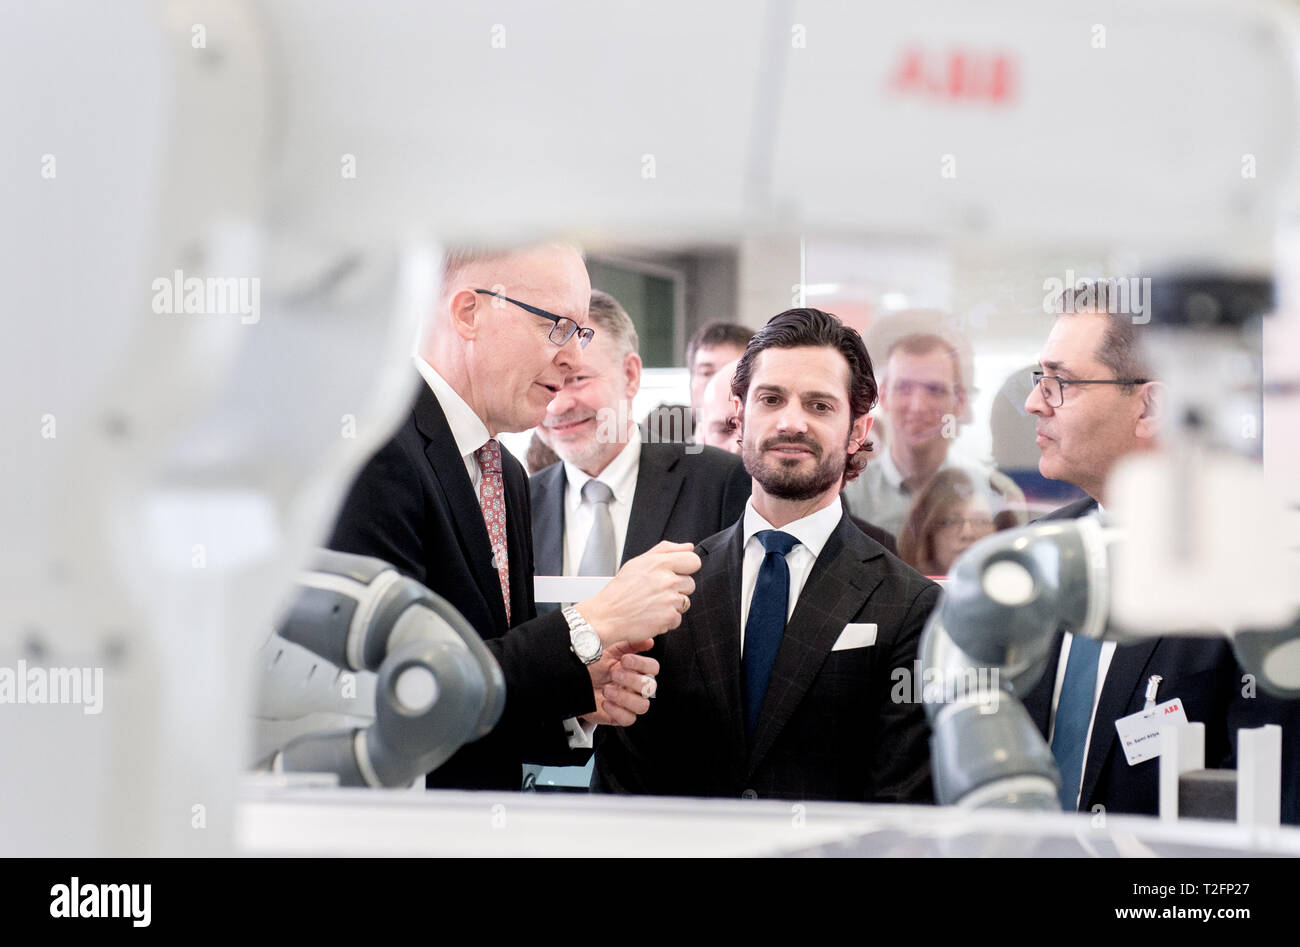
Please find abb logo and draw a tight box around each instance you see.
[1164,703,1181,714]
[889,47,1017,104]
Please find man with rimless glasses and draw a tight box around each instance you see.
[328,244,701,791]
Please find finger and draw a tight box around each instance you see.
[599,688,637,726]
[611,666,658,697]
[585,692,611,726]
[658,550,703,575]
[673,576,696,596]
[603,683,651,717]
[621,638,655,655]
[616,653,659,676]
[648,540,694,554]
[602,640,635,662]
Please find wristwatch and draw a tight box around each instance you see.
[562,606,603,665]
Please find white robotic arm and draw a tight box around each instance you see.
[254,551,506,788]
[921,516,1110,809]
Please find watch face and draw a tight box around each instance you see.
[574,629,601,660]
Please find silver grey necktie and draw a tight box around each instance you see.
[577,479,616,576]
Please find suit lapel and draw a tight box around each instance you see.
[690,523,748,757]
[744,516,884,781]
[531,463,566,576]
[1080,637,1159,809]
[412,385,507,629]
[623,443,683,564]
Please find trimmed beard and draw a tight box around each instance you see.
[741,428,848,501]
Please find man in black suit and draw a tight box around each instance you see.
[1022,281,1297,821]
[596,308,940,802]
[530,290,751,600]
[328,244,700,791]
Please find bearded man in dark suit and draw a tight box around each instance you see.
[595,308,939,802]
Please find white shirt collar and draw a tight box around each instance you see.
[742,494,843,558]
[415,355,491,459]
[563,426,642,505]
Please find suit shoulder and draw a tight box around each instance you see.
[640,440,743,474]
[875,551,942,625]
[844,524,940,600]
[1034,496,1097,522]
[696,520,744,558]
[347,413,426,493]
[876,545,941,596]
[527,459,564,498]
[684,444,746,474]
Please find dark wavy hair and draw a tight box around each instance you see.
[731,308,878,465]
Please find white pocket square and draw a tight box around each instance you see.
[832,623,877,651]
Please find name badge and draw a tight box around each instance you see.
[1114,698,1189,766]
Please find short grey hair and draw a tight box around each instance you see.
[1052,280,1152,384]
[440,242,585,293]
[441,247,507,289]
[588,290,639,356]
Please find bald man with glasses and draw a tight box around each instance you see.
[328,245,700,791]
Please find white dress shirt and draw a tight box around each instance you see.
[414,355,593,749]
[561,427,642,575]
[1045,502,1113,809]
[738,496,844,653]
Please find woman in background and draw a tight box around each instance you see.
[897,468,1017,577]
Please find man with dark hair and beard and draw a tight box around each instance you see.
[594,308,940,802]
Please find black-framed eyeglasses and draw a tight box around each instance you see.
[1030,371,1150,408]
[473,289,595,349]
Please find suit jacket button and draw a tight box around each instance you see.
[741,789,758,800]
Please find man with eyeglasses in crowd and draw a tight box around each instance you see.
[328,244,701,791]
[1021,281,1297,821]
[842,328,1026,536]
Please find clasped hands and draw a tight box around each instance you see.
[575,540,700,728]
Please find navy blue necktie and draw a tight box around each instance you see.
[1051,633,1102,810]
[743,530,800,739]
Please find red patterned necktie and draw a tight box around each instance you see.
[474,438,511,624]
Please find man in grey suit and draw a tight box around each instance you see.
[526,290,751,788]
[531,291,752,590]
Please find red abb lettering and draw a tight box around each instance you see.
[889,47,1017,104]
